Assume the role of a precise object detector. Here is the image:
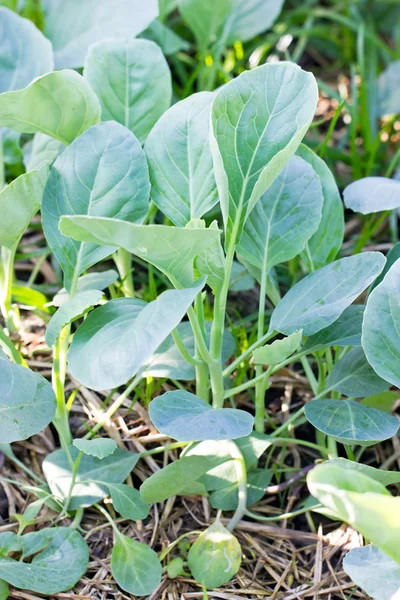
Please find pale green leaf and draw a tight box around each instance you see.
[327,347,391,397]
[344,177,400,214]
[142,19,190,55]
[237,155,323,274]
[149,390,254,441]
[325,458,400,487]
[23,133,63,172]
[225,0,284,43]
[45,289,103,347]
[108,483,149,520]
[178,0,232,52]
[362,391,400,413]
[253,331,302,366]
[68,282,205,390]
[0,579,8,600]
[303,305,364,353]
[146,92,218,226]
[343,546,400,600]
[0,7,53,93]
[0,128,22,165]
[377,60,400,117]
[362,258,400,387]
[84,38,171,144]
[53,269,118,307]
[269,252,385,336]
[72,437,117,459]
[370,242,400,293]
[0,166,47,249]
[43,0,159,69]
[187,520,241,588]
[210,468,272,510]
[42,121,149,291]
[305,399,398,446]
[111,535,161,596]
[210,62,318,243]
[229,260,255,291]
[0,70,101,144]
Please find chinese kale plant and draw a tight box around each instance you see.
[0,2,400,599]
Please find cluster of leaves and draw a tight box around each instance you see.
[0,0,400,598]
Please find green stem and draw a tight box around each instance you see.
[52,325,73,448]
[0,325,24,364]
[58,451,83,518]
[114,248,135,297]
[255,368,273,433]
[95,503,121,538]
[171,328,202,367]
[0,244,18,331]
[245,504,322,522]
[227,441,247,531]
[194,293,210,402]
[223,329,276,378]
[255,260,269,431]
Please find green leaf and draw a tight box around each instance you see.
[370,242,400,293]
[237,155,323,274]
[269,252,385,336]
[145,92,218,226]
[225,0,284,43]
[111,534,161,596]
[187,520,241,588]
[149,390,254,441]
[42,446,139,510]
[253,331,302,366]
[59,217,220,287]
[0,7,53,93]
[229,260,255,291]
[210,62,318,243]
[141,320,235,380]
[307,462,400,564]
[42,121,149,291]
[43,0,159,69]
[84,38,171,145]
[210,468,272,510]
[297,144,344,270]
[303,305,364,353]
[0,128,22,165]
[140,456,219,503]
[324,458,400,487]
[0,579,8,600]
[178,0,232,52]
[142,19,190,55]
[327,347,390,397]
[343,545,400,600]
[0,166,48,249]
[344,177,400,214]
[305,399,398,446]
[0,70,101,144]
[159,0,177,19]
[362,390,400,413]
[362,258,400,388]
[72,437,117,459]
[377,59,400,117]
[0,528,89,594]
[68,282,204,390]
[45,289,103,347]
[23,133,63,172]
[12,285,50,313]
[108,483,149,520]
[0,351,56,443]
[53,269,118,307]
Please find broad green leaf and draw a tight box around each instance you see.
[0,70,101,144]
[224,0,284,43]
[344,177,400,214]
[43,0,159,69]
[377,60,400,117]
[269,252,385,336]
[362,258,400,387]
[145,92,218,226]
[0,7,53,93]
[325,458,400,487]
[142,19,190,55]
[0,351,56,443]
[195,220,225,293]
[362,391,400,413]
[42,446,139,510]
[210,468,272,510]
[72,437,117,459]
[178,0,232,52]
[370,242,400,293]
[45,289,103,347]
[343,546,400,600]
[84,38,171,144]
[42,121,149,291]
[68,282,204,390]
[159,0,177,19]
[141,321,235,380]
[59,217,220,287]
[12,285,50,313]
[297,144,344,270]
[187,520,241,588]
[149,390,254,441]
[253,331,302,366]
[303,305,364,353]
[237,155,323,274]
[0,128,22,164]
[0,166,47,249]
[53,269,118,307]
[111,535,161,596]
[140,456,219,503]
[305,399,398,446]
[327,347,391,397]
[23,133,63,172]
[307,462,400,563]
[229,260,255,291]
[108,484,149,520]
[210,62,318,243]
[0,528,89,594]
[0,580,8,600]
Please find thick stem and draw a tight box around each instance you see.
[52,325,73,448]
[114,248,135,297]
[227,441,247,531]
[194,293,210,402]
[255,260,268,431]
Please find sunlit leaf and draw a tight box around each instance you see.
[344,177,400,214]
[343,545,400,600]
[111,534,161,596]
[72,437,117,459]
[253,331,302,366]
